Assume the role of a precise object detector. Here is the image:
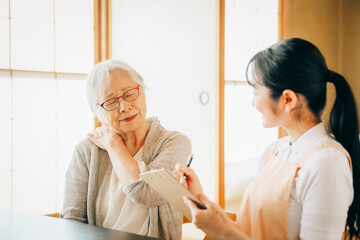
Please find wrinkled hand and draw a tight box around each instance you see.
[184,193,239,240]
[87,125,124,151]
[173,163,203,195]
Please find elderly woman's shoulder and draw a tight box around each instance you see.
[148,117,190,143]
[164,130,190,143]
[75,137,101,154]
[154,130,192,153]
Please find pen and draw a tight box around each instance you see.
[180,154,193,184]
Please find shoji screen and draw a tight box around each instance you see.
[0,0,94,214]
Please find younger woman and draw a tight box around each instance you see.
[174,38,360,239]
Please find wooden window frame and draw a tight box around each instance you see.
[93,0,112,128]
[216,0,225,208]
[218,0,283,209]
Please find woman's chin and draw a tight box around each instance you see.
[261,120,272,128]
[110,117,148,134]
[262,121,278,129]
[116,122,141,133]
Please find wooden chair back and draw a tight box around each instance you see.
[44,212,60,218]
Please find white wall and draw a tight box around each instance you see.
[0,0,94,214]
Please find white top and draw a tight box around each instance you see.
[258,122,353,240]
[100,147,149,235]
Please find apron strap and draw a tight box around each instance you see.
[296,141,352,171]
[262,137,290,169]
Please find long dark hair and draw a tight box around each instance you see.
[246,38,360,237]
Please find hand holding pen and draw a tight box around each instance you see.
[180,154,193,184]
[173,154,203,194]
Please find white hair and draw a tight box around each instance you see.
[86,59,145,122]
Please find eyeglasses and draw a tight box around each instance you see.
[99,86,140,111]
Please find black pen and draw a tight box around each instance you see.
[180,154,193,184]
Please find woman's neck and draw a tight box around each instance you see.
[284,117,321,144]
[121,122,151,156]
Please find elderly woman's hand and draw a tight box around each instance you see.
[87,125,124,151]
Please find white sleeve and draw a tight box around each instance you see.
[296,148,353,240]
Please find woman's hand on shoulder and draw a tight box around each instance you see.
[87,125,124,151]
[173,163,203,195]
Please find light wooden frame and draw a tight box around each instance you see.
[94,0,112,63]
[93,0,112,128]
[277,0,287,138]
[216,0,225,208]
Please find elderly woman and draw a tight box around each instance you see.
[61,59,191,240]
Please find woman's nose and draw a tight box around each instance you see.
[118,99,131,112]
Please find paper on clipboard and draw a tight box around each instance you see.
[140,168,205,220]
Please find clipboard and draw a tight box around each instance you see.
[140,168,205,220]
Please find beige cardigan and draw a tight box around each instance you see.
[61,117,191,240]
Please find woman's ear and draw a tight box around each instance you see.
[281,89,300,113]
